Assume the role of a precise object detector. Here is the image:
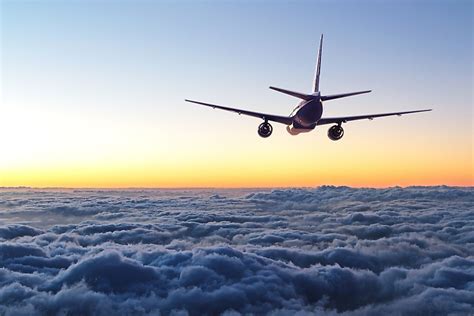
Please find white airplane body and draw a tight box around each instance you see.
[186,35,431,140]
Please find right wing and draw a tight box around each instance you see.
[185,99,293,125]
[317,109,432,126]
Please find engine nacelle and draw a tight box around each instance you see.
[328,125,344,141]
[258,122,273,138]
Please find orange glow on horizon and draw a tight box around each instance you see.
[1,103,471,189]
[1,149,472,188]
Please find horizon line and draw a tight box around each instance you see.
[0,184,472,190]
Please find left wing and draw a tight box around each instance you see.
[185,99,293,125]
[317,109,432,126]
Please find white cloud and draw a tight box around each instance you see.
[0,186,473,315]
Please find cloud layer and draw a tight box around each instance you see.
[0,186,473,315]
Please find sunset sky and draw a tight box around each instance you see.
[1,0,472,188]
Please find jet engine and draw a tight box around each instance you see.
[258,122,273,138]
[328,124,344,141]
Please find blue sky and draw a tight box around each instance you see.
[1,0,472,187]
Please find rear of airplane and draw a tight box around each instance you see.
[270,34,371,102]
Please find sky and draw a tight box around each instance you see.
[1,0,472,188]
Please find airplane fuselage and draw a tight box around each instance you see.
[294,98,323,127]
[287,94,323,134]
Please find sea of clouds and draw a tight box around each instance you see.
[0,186,473,315]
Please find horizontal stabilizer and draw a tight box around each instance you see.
[269,86,313,100]
[321,90,372,101]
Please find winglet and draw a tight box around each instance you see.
[313,34,323,93]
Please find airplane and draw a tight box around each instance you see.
[185,34,431,140]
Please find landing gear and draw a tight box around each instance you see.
[258,121,273,138]
[328,124,344,141]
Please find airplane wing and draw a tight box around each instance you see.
[185,99,293,125]
[317,109,432,126]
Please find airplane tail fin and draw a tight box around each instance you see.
[313,34,323,93]
[321,90,372,101]
[269,86,312,100]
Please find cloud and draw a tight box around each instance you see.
[0,225,42,240]
[0,186,472,315]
